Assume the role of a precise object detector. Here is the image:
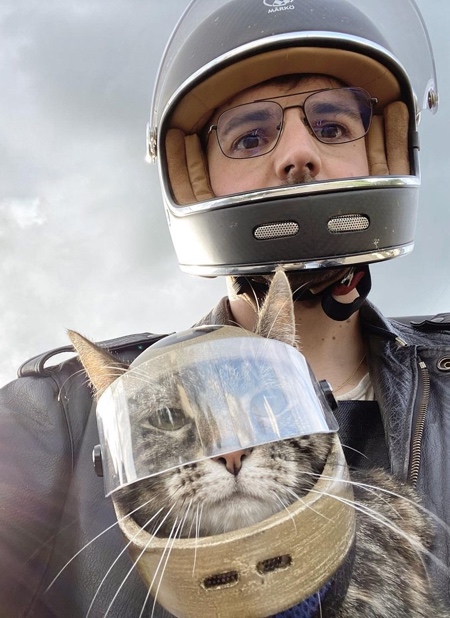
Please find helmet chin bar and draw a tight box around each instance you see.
[164,178,418,277]
[112,435,355,618]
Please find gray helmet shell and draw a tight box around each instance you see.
[149,0,438,276]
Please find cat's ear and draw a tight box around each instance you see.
[67,330,127,398]
[255,269,296,347]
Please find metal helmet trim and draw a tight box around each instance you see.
[179,245,414,277]
[160,172,419,218]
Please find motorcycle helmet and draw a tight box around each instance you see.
[148,0,437,277]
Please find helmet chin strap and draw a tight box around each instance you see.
[232,265,371,322]
[321,265,372,321]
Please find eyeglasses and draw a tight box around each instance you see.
[207,87,378,159]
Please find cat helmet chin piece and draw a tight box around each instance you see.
[113,434,354,618]
[148,0,437,277]
[100,325,354,617]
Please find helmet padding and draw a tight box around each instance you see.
[165,101,409,205]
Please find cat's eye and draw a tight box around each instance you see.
[147,406,189,431]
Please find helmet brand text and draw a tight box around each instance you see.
[263,0,295,12]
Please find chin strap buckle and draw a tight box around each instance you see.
[321,265,372,321]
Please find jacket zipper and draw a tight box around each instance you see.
[407,358,431,487]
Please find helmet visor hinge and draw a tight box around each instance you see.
[146,123,157,163]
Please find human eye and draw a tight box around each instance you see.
[218,103,281,158]
[306,98,365,144]
[311,120,349,142]
[231,128,271,155]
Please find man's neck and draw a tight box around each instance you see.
[228,292,367,395]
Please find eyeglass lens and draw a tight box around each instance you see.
[215,88,374,159]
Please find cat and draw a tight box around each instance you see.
[69,270,449,617]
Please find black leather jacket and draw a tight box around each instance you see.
[0,300,449,617]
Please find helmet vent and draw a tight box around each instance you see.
[257,554,292,574]
[327,215,370,233]
[254,221,299,240]
[202,570,239,590]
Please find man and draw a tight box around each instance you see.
[0,0,449,616]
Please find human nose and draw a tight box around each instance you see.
[212,448,253,476]
[274,109,322,184]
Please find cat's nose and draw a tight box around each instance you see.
[212,448,253,476]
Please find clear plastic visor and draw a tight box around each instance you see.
[96,337,338,496]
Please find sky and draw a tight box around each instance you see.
[1,0,449,386]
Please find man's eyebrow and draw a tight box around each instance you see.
[219,106,279,137]
[307,101,361,120]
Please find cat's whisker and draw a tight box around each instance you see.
[282,485,333,523]
[317,587,325,618]
[56,368,92,401]
[186,501,198,539]
[85,505,167,618]
[57,365,124,402]
[192,503,204,575]
[146,517,181,618]
[45,495,158,592]
[147,502,194,618]
[306,486,449,577]
[58,363,127,401]
[272,492,299,532]
[304,470,450,540]
[304,468,404,520]
[102,504,178,618]
[340,442,370,461]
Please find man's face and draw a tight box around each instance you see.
[207,76,369,196]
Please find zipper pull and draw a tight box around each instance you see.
[395,336,408,348]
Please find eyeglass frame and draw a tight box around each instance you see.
[206,87,378,159]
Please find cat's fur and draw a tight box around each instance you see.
[69,271,449,617]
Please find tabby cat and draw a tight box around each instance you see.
[69,271,449,617]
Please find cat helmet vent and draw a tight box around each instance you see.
[148,0,437,277]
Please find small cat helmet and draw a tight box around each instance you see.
[148,0,437,276]
[102,326,354,617]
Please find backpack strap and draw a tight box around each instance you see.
[18,332,170,378]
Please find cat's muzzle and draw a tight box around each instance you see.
[112,434,355,618]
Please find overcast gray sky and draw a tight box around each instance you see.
[1,0,449,386]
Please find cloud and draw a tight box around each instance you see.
[0,0,449,386]
[1,197,47,229]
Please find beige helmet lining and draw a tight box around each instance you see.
[164,46,409,206]
[169,47,402,135]
[166,101,409,206]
